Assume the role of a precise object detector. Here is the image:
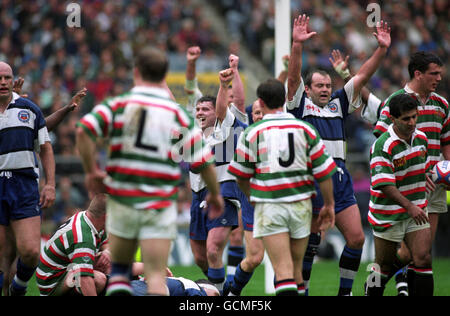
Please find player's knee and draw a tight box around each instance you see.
[347,232,365,249]
[246,252,263,270]
[19,249,40,267]
[412,251,432,268]
[206,245,222,265]
[94,271,107,294]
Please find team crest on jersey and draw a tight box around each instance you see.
[393,156,406,168]
[18,110,30,123]
[327,102,338,113]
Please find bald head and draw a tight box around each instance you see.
[88,193,107,219]
[0,61,14,106]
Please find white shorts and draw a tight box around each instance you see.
[253,199,312,239]
[373,209,430,243]
[427,184,447,214]
[106,197,177,240]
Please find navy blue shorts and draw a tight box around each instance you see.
[237,189,255,232]
[312,165,357,215]
[0,172,41,226]
[190,186,239,241]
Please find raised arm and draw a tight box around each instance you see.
[46,88,87,131]
[229,54,245,113]
[329,49,372,105]
[287,14,317,102]
[185,46,201,94]
[351,21,391,100]
[216,68,234,123]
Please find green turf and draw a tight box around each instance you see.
[25,258,450,296]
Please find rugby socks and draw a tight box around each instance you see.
[208,267,226,294]
[106,263,133,296]
[274,279,298,296]
[302,232,321,296]
[297,283,306,296]
[226,246,245,284]
[365,269,389,296]
[394,267,409,296]
[0,270,3,296]
[228,263,253,296]
[10,258,36,295]
[338,245,362,296]
[408,265,433,296]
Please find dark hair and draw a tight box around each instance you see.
[256,78,286,109]
[389,93,418,118]
[408,51,443,79]
[134,46,169,83]
[305,69,330,87]
[197,95,216,108]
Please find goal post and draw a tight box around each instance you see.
[265,0,291,295]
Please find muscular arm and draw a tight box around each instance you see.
[216,69,234,123]
[79,276,97,296]
[39,142,56,208]
[287,15,316,102]
[229,54,245,113]
[351,21,391,101]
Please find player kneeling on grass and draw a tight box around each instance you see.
[366,94,434,296]
[36,194,109,296]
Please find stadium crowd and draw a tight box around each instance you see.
[0,0,448,235]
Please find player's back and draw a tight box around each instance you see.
[229,112,336,203]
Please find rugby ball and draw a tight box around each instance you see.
[432,160,450,189]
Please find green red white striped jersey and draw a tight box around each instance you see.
[77,86,214,210]
[369,125,431,232]
[228,112,336,203]
[374,85,450,167]
[36,211,108,296]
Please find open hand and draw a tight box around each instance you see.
[373,20,391,48]
[292,14,317,43]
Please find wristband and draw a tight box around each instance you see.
[185,79,197,91]
[334,61,351,79]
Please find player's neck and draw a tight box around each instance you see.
[263,107,285,115]
[0,95,12,113]
[408,80,430,103]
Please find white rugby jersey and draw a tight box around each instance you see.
[189,108,247,192]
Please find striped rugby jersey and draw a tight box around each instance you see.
[369,125,431,232]
[36,211,108,296]
[286,77,362,165]
[228,112,336,203]
[374,84,450,167]
[77,86,214,210]
[0,92,50,178]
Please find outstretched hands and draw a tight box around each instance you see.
[373,20,391,48]
[292,14,317,44]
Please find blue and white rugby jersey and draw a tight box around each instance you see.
[189,108,247,193]
[0,92,50,178]
[286,77,362,167]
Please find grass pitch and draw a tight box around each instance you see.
[25,258,450,296]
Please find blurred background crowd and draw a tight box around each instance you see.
[0,0,448,241]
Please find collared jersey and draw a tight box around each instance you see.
[36,211,108,296]
[286,77,362,166]
[189,108,247,193]
[77,86,213,211]
[374,85,450,167]
[369,125,431,232]
[228,112,336,203]
[0,92,50,178]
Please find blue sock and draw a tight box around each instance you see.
[12,258,37,292]
[0,271,4,293]
[338,245,362,296]
[227,246,245,283]
[302,232,321,296]
[107,263,133,296]
[208,267,226,293]
[230,263,253,295]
